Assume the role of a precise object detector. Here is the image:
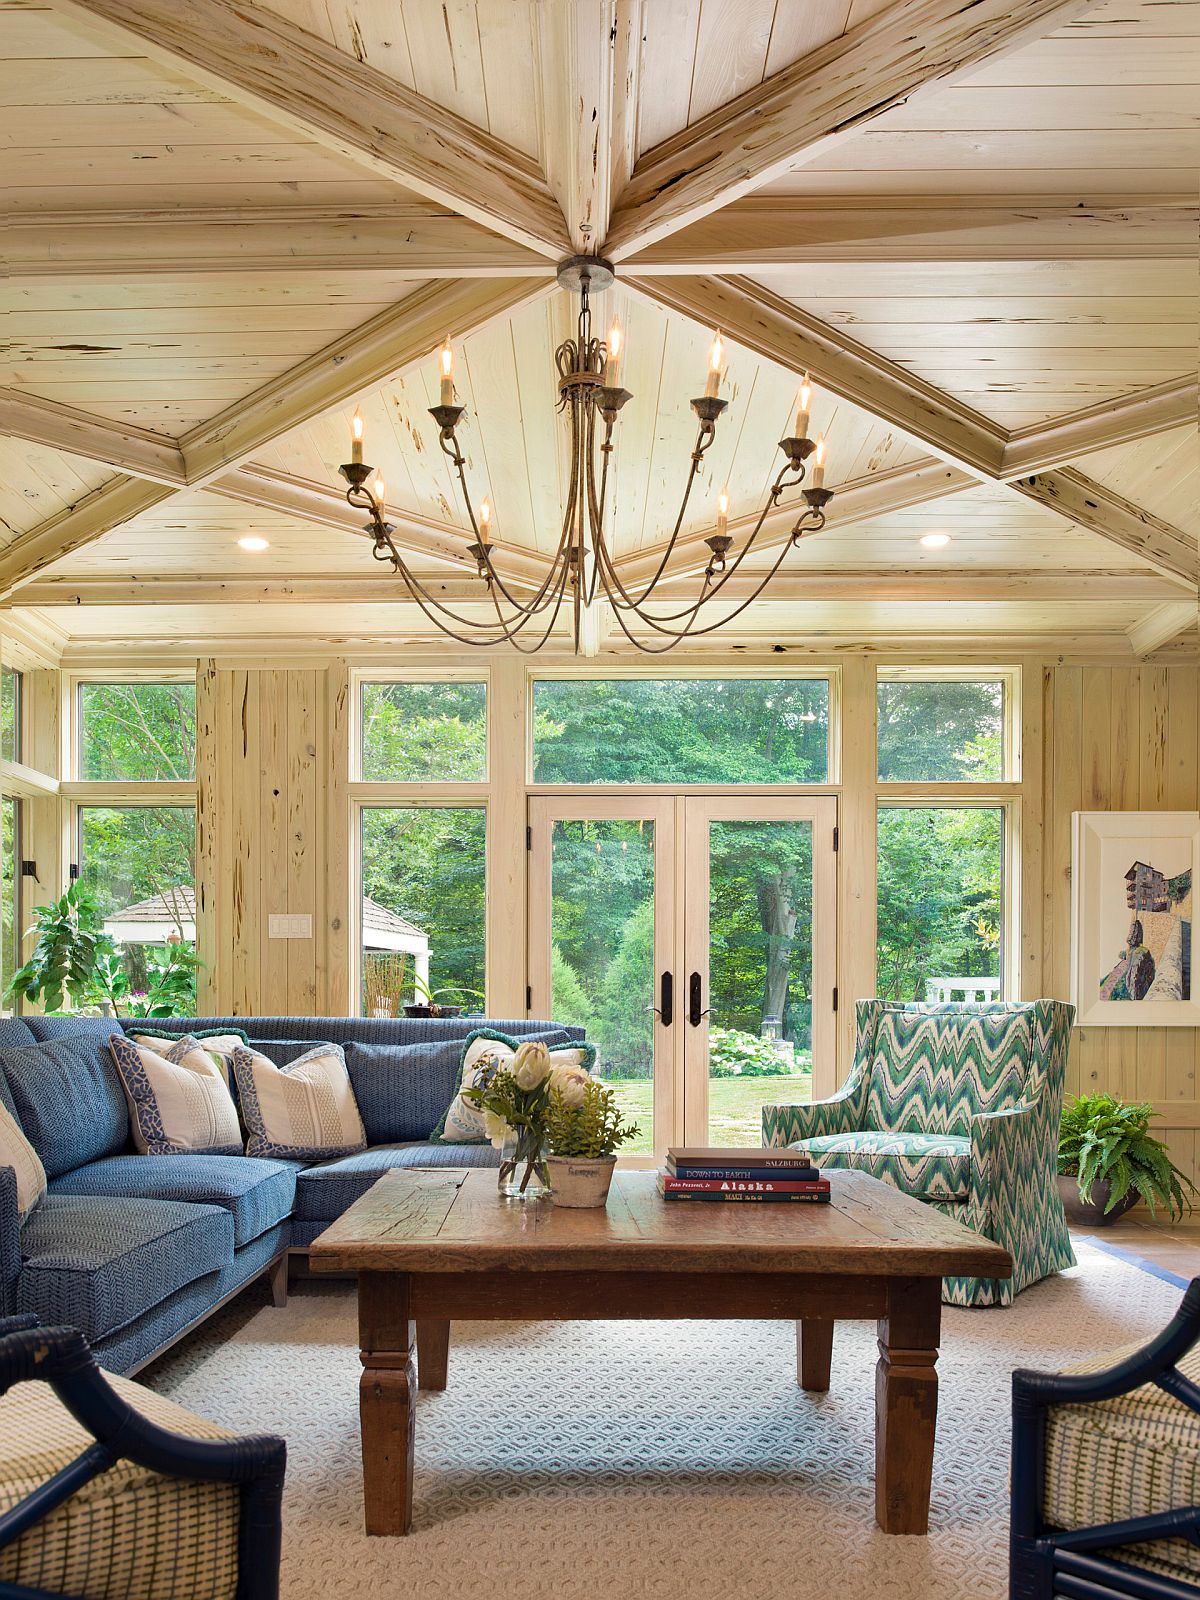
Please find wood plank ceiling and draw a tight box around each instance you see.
[0,0,1196,657]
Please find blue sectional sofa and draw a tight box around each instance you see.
[0,1012,579,1375]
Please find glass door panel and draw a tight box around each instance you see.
[683,799,836,1147]
[528,798,675,1162]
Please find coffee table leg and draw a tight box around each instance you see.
[796,1319,833,1391]
[358,1271,416,1536]
[875,1276,941,1534]
[417,1319,450,1391]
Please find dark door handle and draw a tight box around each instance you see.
[647,971,673,1026]
[688,971,710,1027]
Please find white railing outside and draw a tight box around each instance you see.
[924,976,1002,1004]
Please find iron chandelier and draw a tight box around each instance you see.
[338,255,834,654]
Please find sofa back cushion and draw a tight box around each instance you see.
[864,1007,1033,1136]
[0,1020,36,1050]
[0,1037,130,1179]
[23,1016,124,1044]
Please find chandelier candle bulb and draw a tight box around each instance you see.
[717,488,729,536]
[372,476,386,506]
[795,374,811,440]
[439,340,455,407]
[479,498,492,544]
[811,437,826,490]
[350,407,364,466]
[705,331,723,398]
[605,322,622,387]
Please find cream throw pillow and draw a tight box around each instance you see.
[231,1044,366,1160]
[130,1032,246,1086]
[433,1030,597,1143]
[109,1034,242,1156]
[0,1100,45,1216]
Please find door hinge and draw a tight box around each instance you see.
[526,824,532,850]
[832,986,839,1012]
[832,826,839,851]
[526,984,532,1011]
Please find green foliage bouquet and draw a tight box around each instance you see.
[546,1079,640,1159]
[1058,1093,1196,1219]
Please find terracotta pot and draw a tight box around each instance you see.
[547,1154,617,1208]
[1057,1173,1139,1227]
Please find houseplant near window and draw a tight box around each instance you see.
[402,974,483,1019]
[1057,1092,1196,1225]
[465,1040,558,1199]
[545,1077,641,1208]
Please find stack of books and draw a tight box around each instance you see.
[658,1147,831,1204]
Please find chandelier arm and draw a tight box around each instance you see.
[599,419,715,611]
[490,539,574,655]
[373,530,560,643]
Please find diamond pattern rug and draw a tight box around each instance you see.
[144,1243,1187,1600]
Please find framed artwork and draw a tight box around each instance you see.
[1071,811,1199,1027]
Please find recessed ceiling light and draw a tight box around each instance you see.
[919,532,951,549]
[238,536,269,552]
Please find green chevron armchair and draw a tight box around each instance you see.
[761,998,1077,1307]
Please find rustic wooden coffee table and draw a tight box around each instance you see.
[309,1167,1009,1537]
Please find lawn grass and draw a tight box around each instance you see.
[599,1070,813,1155]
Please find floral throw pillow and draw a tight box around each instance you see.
[431,1029,596,1144]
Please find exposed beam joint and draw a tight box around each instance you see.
[1010,469,1200,586]
[53,0,571,257]
[0,390,187,486]
[1127,601,1199,656]
[604,0,1096,259]
[1000,378,1200,477]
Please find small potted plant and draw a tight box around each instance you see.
[545,1077,640,1208]
[402,975,484,1019]
[1057,1092,1196,1225]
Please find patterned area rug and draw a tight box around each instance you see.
[145,1243,1186,1600]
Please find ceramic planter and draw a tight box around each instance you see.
[1056,1173,1139,1227]
[547,1154,617,1208]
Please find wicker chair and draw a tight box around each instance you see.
[0,1313,286,1600]
[1012,1277,1200,1600]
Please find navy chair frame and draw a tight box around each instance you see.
[1011,1277,1200,1600]
[0,1315,285,1600]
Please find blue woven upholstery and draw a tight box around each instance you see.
[0,1168,19,1317]
[0,1019,35,1049]
[135,1014,582,1045]
[17,1195,234,1342]
[51,1155,298,1248]
[295,1142,500,1223]
[0,1038,130,1179]
[24,1016,124,1043]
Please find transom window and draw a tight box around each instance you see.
[78,681,197,782]
[360,680,488,782]
[531,676,830,785]
[877,671,1010,782]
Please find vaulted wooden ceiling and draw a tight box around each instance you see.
[1,0,1197,658]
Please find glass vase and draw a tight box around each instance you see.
[498,1126,549,1200]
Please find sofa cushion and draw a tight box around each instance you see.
[50,1154,297,1248]
[23,1016,124,1044]
[233,1044,365,1161]
[295,1142,499,1224]
[109,1035,242,1156]
[1043,1338,1200,1584]
[344,1038,466,1144]
[432,1028,591,1143]
[864,1007,1031,1136]
[0,1038,130,1179]
[16,1194,233,1342]
[0,1362,241,1600]
[0,1100,45,1217]
[789,1129,971,1200]
[0,1019,36,1049]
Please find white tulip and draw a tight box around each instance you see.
[512,1041,553,1090]
[483,1109,510,1148]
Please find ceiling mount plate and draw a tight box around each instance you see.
[556,254,615,294]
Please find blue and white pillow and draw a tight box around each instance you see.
[431,1028,597,1144]
[109,1033,242,1156]
[232,1043,366,1161]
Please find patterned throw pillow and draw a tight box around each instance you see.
[109,1034,243,1156]
[129,1028,249,1086]
[0,1098,46,1215]
[431,1029,597,1144]
[232,1043,366,1161]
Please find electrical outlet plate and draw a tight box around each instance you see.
[268,913,312,939]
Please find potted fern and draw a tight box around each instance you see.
[545,1078,640,1208]
[1057,1093,1196,1225]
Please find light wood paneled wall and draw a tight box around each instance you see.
[1044,660,1200,1181]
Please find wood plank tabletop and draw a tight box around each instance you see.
[308,1168,1012,1279]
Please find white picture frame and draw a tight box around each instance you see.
[1071,811,1199,1027]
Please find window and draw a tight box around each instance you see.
[531,677,830,784]
[877,674,1007,782]
[359,807,486,1017]
[1,798,20,1011]
[0,666,22,764]
[876,806,1005,1002]
[77,806,197,1009]
[78,681,197,781]
[360,680,487,781]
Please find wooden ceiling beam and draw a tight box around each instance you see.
[628,273,1006,477]
[625,197,1200,272]
[1127,601,1199,657]
[52,0,570,258]
[11,574,528,606]
[1000,378,1200,477]
[4,206,554,284]
[603,0,1096,260]
[0,390,187,486]
[0,476,176,602]
[1009,469,1199,586]
[537,1,643,255]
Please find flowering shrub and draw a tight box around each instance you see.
[708,1027,795,1078]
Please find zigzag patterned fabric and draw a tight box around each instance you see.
[761,998,1076,1307]
[792,1130,970,1200]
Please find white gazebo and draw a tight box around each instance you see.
[104,887,429,984]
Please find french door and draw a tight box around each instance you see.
[527,795,837,1162]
